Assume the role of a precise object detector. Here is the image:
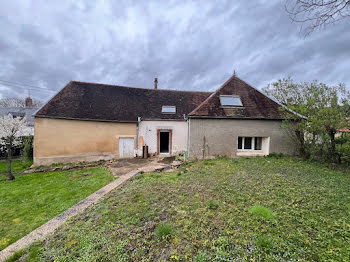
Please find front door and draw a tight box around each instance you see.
[159,131,170,154]
[119,137,134,158]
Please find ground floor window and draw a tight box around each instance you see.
[238,136,263,151]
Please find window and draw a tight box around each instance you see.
[162,106,176,114]
[238,136,263,151]
[220,95,243,107]
[255,137,262,150]
[244,137,252,149]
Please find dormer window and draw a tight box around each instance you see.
[220,95,243,107]
[162,106,176,114]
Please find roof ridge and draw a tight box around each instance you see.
[71,80,212,94]
[189,74,238,115]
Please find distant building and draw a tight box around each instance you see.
[0,97,39,136]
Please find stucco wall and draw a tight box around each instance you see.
[34,118,136,165]
[188,118,295,159]
[138,120,187,155]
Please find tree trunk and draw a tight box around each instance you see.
[296,130,308,158]
[6,143,14,180]
[328,130,338,164]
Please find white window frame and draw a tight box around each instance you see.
[219,95,243,107]
[161,106,176,114]
[238,136,263,151]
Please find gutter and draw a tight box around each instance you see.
[186,118,191,161]
[136,116,141,155]
[34,115,138,123]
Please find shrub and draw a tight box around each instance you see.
[21,136,33,162]
[267,152,284,158]
[249,205,275,221]
[155,223,173,239]
[255,235,275,251]
[207,200,219,210]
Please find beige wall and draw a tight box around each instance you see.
[34,118,136,166]
[138,120,187,156]
[188,118,295,159]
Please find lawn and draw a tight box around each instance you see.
[11,157,350,261]
[0,166,114,251]
[0,159,33,175]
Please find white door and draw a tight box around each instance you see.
[119,138,134,158]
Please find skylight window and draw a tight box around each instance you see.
[162,106,176,114]
[220,95,243,107]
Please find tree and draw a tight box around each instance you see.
[0,116,27,180]
[263,78,350,162]
[0,97,43,107]
[285,0,350,35]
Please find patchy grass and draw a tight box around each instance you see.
[155,223,174,240]
[0,159,33,176]
[249,205,275,221]
[13,157,350,261]
[0,167,114,251]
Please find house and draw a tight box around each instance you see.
[33,75,295,166]
[34,80,210,165]
[187,75,295,159]
[0,97,38,136]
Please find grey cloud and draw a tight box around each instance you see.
[0,0,349,102]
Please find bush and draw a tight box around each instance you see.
[249,205,275,221]
[21,136,33,162]
[267,152,284,158]
[207,200,219,210]
[155,223,173,239]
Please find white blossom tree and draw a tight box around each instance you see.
[0,116,27,180]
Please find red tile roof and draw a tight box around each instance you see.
[189,75,285,119]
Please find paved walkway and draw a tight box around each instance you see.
[0,159,170,262]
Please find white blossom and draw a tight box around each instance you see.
[0,115,27,148]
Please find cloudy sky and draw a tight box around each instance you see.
[0,0,349,102]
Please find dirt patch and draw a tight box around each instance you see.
[79,173,92,177]
[158,156,176,164]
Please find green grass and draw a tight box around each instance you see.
[249,205,275,221]
[13,157,350,261]
[155,223,174,240]
[0,167,114,251]
[0,159,33,175]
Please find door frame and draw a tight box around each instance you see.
[157,129,172,155]
[118,136,135,158]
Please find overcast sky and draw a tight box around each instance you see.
[0,0,349,102]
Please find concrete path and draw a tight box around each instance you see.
[0,160,170,262]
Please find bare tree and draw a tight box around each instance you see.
[0,116,27,180]
[0,97,43,108]
[285,0,350,35]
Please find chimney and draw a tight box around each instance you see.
[154,78,158,90]
[25,97,33,107]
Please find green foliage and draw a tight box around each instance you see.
[267,152,285,158]
[263,78,350,163]
[249,205,275,221]
[21,136,33,162]
[255,235,275,251]
[155,223,173,239]
[14,158,350,261]
[0,167,114,251]
[207,200,219,210]
[194,252,210,262]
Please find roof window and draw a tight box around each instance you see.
[220,95,243,107]
[162,106,176,114]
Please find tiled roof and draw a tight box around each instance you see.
[36,81,211,122]
[189,75,285,119]
[0,107,38,126]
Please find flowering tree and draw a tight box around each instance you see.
[0,116,27,180]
